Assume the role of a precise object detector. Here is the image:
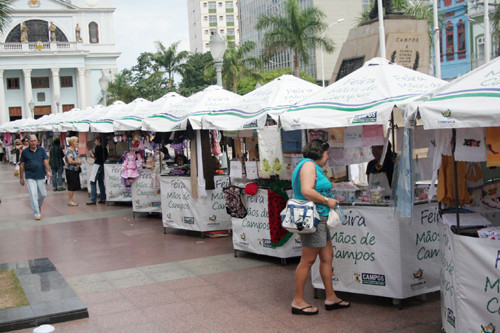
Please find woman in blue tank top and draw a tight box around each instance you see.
[291,139,350,315]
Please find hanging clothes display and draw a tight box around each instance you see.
[257,126,284,175]
[437,155,471,207]
[486,127,500,167]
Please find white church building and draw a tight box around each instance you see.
[0,0,119,125]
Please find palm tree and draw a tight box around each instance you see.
[492,3,500,56]
[256,0,334,77]
[152,41,189,88]
[222,41,264,93]
[0,0,13,34]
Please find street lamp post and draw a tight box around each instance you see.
[320,18,344,87]
[99,72,109,106]
[28,99,35,119]
[209,33,226,87]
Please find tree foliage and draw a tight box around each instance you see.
[152,41,189,87]
[0,0,13,34]
[256,0,334,77]
[237,68,317,95]
[178,51,214,96]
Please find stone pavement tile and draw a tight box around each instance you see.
[88,299,138,317]
[91,309,150,331]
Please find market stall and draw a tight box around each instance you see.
[112,93,186,216]
[404,56,500,332]
[143,85,242,234]
[201,75,322,259]
[277,58,448,301]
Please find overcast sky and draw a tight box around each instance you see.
[113,0,190,71]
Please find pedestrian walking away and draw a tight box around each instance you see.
[19,135,52,220]
[49,137,66,191]
[87,137,107,205]
[291,139,349,315]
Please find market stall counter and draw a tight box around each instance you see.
[131,168,161,217]
[104,163,132,204]
[160,175,232,237]
[231,188,302,265]
[311,200,441,306]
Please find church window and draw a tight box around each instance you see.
[89,22,99,43]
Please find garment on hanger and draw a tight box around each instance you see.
[455,128,486,162]
[437,154,471,207]
[486,127,500,167]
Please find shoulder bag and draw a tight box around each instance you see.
[280,162,320,234]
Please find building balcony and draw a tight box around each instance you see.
[0,41,85,53]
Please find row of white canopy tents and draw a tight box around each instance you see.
[1,57,497,136]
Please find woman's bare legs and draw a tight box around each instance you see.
[292,246,321,312]
[319,240,349,306]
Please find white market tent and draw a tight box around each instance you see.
[113,92,186,132]
[405,56,500,129]
[89,100,127,133]
[141,85,241,132]
[280,57,447,130]
[71,105,107,132]
[202,75,322,130]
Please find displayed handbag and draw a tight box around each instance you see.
[280,163,320,234]
[223,186,247,218]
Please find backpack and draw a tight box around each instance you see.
[223,186,247,218]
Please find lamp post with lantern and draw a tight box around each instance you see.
[99,72,109,106]
[209,33,226,87]
[320,18,344,87]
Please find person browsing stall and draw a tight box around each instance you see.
[291,139,350,315]
[65,136,82,206]
[19,135,52,220]
[49,138,65,191]
[87,137,107,205]
[366,142,395,197]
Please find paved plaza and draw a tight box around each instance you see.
[0,163,442,332]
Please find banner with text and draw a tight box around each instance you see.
[160,176,231,232]
[232,189,302,259]
[311,203,440,299]
[131,169,161,213]
[104,164,132,202]
[440,222,500,333]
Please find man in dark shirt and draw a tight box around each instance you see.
[87,137,108,205]
[19,135,52,220]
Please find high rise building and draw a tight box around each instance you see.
[239,0,368,85]
[187,0,240,53]
[0,0,119,125]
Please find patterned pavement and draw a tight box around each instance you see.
[0,163,442,332]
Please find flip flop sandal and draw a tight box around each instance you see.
[325,300,350,311]
[291,305,319,315]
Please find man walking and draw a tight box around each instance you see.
[19,135,52,220]
[87,137,107,205]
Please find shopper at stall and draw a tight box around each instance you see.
[291,139,349,315]
[366,142,395,195]
[49,138,65,191]
[19,135,51,220]
[87,137,107,205]
[13,139,23,165]
[65,136,82,206]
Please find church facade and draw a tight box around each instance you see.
[0,0,120,124]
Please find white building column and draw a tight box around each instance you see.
[51,68,61,114]
[22,69,33,119]
[76,67,86,109]
[85,69,92,107]
[0,70,7,125]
